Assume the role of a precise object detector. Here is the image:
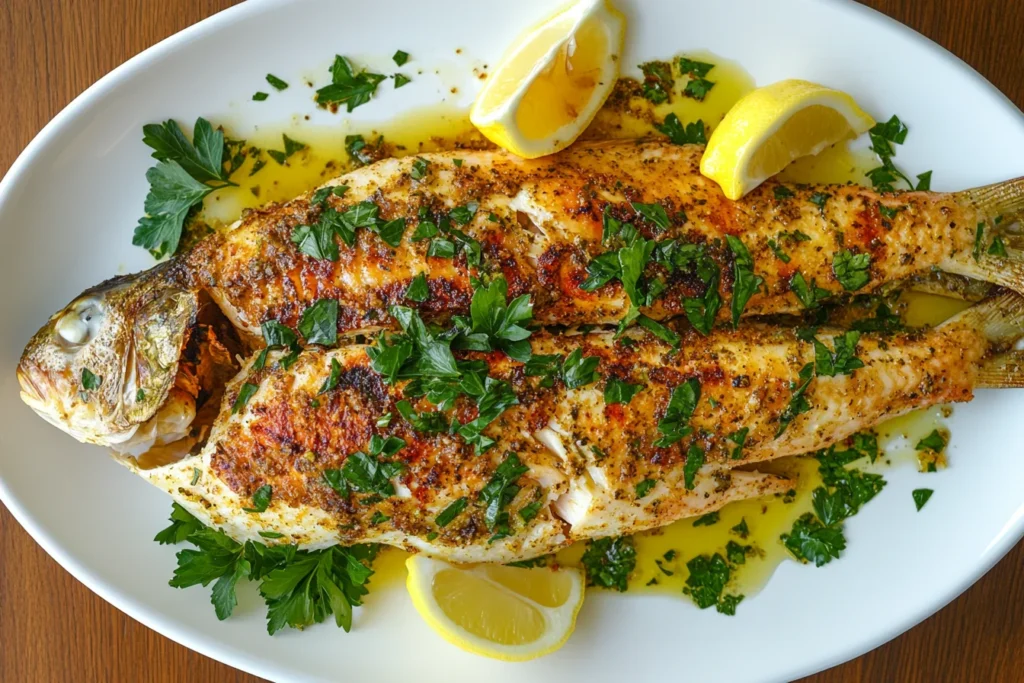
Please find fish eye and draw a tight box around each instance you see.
[56,298,105,346]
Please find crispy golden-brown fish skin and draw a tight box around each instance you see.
[136,292,1024,562]
[188,141,1024,337]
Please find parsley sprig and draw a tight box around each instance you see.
[134,118,241,258]
[316,55,386,112]
[865,115,933,192]
[156,503,377,633]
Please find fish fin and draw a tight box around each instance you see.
[943,290,1024,345]
[962,247,1024,295]
[977,351,1024,389]
[958,176,1024,222]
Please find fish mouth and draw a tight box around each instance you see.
[16,362,73,433]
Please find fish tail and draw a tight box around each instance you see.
[945,291,1024,388]
[946,290,1024,343]
[958,176,1024,222]
[977,351,1024,389]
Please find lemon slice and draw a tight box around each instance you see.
[405,555,584,661]
[700,79,876,199]
[470,0,625,158]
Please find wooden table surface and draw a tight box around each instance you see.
[2,1,1022,681]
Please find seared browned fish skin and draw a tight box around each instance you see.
[188,140,1024,338]
[134,292,1024,563]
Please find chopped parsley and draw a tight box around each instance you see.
[298,299,339,346]
[988,235,1008,257]
[654,113,707,145]
[435,497,468,527]
[404,273,430,302]
[916,430,946,453]
[561,348,601,389]
[635,478,657,499]
[639,60,674,104]
[604,377,643,405]
[790,271,831,309]
[913,488,934,511]
[813,331,864,376]
[725,235,763,327]
[632,202,671,231]
[265,74,288,90]
[678,57,715,101]
[331,435,406,498]
[394,74,411,88]
[682,250,722,335]
[776,363,814,437]
[244,485,273,513]
[317,358,343,395]
[865,115,933,192]
[832,250,872,291]
[809,191,830,214]
[692,511,720,527]
[774,185,795,200]
[726,427,749,459]
[266,133,306,165]
[392,50,410,66]
[479,453,530,541]
[316,55,386,111]
[655,378,700,447]
[252,91,269,101]
[725,540,749,565]
[81,368,102,391]
[683,553,732,609]
[410,157,429,180]
[452,276,533,361]
[683,443,704,490]
[232,382,259,414]
[581,536,636,591]
[731,518,749,539]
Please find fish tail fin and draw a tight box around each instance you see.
[946,290,1024,345]
[959,176,1024,222]
[949,177,1024,293]
[977,351,1024,388]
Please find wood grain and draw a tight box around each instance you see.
[1,1,1022,681]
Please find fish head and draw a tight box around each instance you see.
[17,264,199,448]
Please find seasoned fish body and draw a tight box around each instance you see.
[136,292,1024,563]
[190,141,1024,337]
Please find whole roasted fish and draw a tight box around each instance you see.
[17,140,1024,452]
[130,292,1024,563]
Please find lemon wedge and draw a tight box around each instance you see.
[700,79,876,199]
[470,0,625,158]
[405,555,584,661]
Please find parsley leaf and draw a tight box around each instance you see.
[581,536,636,591]
[141,117,234,185]
[318,358,343,395]
[635,478,657,499]
[435,497,468,527]
[678,57,715,101]
[393,50,410,66]
[339,436,406,497]
[916,429,946,453]
[782,513,846,567]
[865,115,932,191]
[639,61,674,104]
[682,251,722,335]
[725,235,763,327]
[988,235,1008,257]
[912,488,934,511]
[604,377,643,405]
[813,331,864,376]
[655,378,700,447]
[404,273,430,302]
[693,511,720,527]
[232,382,259,414]
[454,276,533,361]
[561,348,600,389]
[654,113,706,145]
[81,368,102,391]
[832,250,872,291]
[726,427,749,459]
[479,453,530,539]
[133,162,214,258]
[683,553,729,609]
[316,55,386,112]
[790,271,831,309]
[154,502,205,545]
[298,299,338,345]
[631,202,671,231]
[265,74,288,91]
[683,443,705,490]
[243,485,272,513]
[776,363,814,437]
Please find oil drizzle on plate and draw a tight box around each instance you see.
[203,55,956,602]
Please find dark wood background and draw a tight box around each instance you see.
[1,1,1022,681]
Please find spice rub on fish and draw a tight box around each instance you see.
[136,291,1024,563]
[188,140,1024,338]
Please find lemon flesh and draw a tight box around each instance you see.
[470,0,625,158]
[406,556,584,661]
[700,79,876,199]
